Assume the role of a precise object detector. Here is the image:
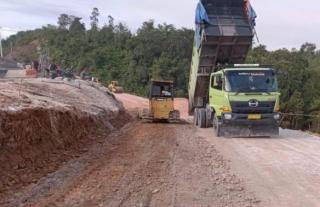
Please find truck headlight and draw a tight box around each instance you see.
[221,106,231,112]
[224,114,232,120]
[273,114,280,120]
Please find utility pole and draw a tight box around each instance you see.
[0,26,21,58]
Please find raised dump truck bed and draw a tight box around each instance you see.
[189,0,255,112]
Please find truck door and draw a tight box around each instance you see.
[210,74,225,117]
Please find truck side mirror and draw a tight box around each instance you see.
[216,76,223,86]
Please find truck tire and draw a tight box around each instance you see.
[193,108,199,126]
[198,108,207,128]
[213,114,221,137]
[206,111,213,128]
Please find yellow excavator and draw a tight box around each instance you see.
[140,80,180,122]
[108,81,123,93]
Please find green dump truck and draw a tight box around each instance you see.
[189,0,280,137]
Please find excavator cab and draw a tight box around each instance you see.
[140,80,180,122]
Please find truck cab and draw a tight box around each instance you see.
[207,65,280,136]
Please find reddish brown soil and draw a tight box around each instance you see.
[0,79,130,201]
[3,122,258,207]
[1,93,259,207]
[4,92,318,207]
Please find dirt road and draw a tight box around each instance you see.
[2,93,320,207]
[115,93,320,207]
[115,93,191,120]
[1,93,258,206]
[198,129,320,207]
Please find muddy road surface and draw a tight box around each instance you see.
[2,93,320,207]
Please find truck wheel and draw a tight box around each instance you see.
[213,114,221,137]
[206,111,213,128]
[198,108,207,128]
[193,108,199,126]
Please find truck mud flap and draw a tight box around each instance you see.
[220,124,279,138]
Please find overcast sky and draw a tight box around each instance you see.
[0,0,319,50]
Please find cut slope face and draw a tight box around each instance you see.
[0,79,130,194]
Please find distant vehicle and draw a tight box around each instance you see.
[140,80,180,122]
[63,68,75,79]
[108,81,123,93]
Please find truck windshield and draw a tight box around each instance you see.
[225,70,278,93]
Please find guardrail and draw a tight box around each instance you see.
[280,112,320,134]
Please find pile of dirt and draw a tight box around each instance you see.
[0,79,131,195]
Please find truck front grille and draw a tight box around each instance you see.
[230,101,275,114]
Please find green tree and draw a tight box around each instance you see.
[69,17,85,34]
[90,8,100,30]
[57,14,72,29]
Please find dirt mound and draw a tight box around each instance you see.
[0,79,131,196]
